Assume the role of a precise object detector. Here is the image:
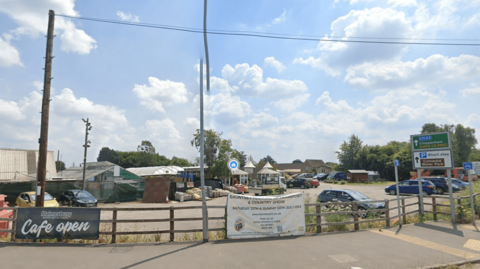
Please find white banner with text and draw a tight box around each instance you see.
[226,192,305,239]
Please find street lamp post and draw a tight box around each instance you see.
[82,118,92,190]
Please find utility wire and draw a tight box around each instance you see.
[55,14,480,46]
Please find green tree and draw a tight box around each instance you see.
[292,159,302,163]
[260,155,277,164]
[169,156,192,167]
[231,150,247,167]
[470,148,480,161]
[55,160,66,171]
[336,134,363,171]
[191,129,222,168]
[97,147,119,164]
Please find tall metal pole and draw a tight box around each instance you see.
[447,169,456,227]
[203,0,210,92]
[417,169,424,216]
[82,118,92,190]
[468,169,476,226]
[394,163,402,227]
[36,10,55,207]
[200,59,209,242]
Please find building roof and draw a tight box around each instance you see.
[0,148,57,181]
[305,159,326,168]
[263,161,273,169]
[257,167,279,175]
[347,170,368,174]
[279,169,301,173]
[232,169,248,175]
[243,160,255,168]
[127,166,184,176]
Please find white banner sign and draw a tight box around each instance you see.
[226,192,305,239]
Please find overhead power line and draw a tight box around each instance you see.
[55,14,480,46]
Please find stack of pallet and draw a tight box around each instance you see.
[174,192,192,202]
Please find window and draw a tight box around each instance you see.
[305,166,309,171]
[324,191,336,197]
[321,168,325,173]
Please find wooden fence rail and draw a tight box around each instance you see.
[1,192,479,243]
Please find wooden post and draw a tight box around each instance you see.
[401,198,407,224]
[385,200,390,227]
[10,208,17,242]
[316,204,322,233]
[36,9,55,207]
[170,206,174,242]
[111,209,117,244]
[432,197,437,221]
[353,202,359,231]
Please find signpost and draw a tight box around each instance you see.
[410,132,454,222]
[394,159,402,227]
[464,162,476,226]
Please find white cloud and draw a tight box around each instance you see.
[264,57,286,73]
[133,77,189,113]
[461,87,480,98]
[193,93,251,125]
[116,11,139,23]
[141,119,181,140]
[220,63,308,98]
[294,7,413,76]
[274,93,311,112]
[0,0,96,54]
[0,99,25,121]
[0,34,22,67]
[272,10,287,25]
[345,54,480,91]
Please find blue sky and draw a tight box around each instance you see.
[1,0,480,168]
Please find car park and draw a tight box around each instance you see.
[422,177,460,194]
[317,189,385,217]
[326,172,346,181]
[451,179,470,190]
[297,173,314,178]
[313,173,328,181]
[385,180,435,196]
[58,190,98,207]
[287,178,311,189]
[15,191,59,208]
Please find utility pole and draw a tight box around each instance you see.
[82,118,92,190]
[200,59,209,242]
[36,10,55,208]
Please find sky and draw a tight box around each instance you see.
[1,0,480,168]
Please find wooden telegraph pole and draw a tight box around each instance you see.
[36,10,55,207]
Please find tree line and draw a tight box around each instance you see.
[336,123,479,180]
[97,140,192,168]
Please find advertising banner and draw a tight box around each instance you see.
[226,192,305,239]
[15,208,101,240]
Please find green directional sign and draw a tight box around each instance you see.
[411,132,450,151]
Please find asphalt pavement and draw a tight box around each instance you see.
[2,220,480,269]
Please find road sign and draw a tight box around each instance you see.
[411,132,450,151]
[412,150,453,169]
[228,159,239,171]
[473,162,480,171]
[394,159,400,167]
[463,162,473,170]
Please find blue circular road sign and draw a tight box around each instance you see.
[394,159,400,167]
[228,159,239,170]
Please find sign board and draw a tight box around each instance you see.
[411,132,450,151]
[228,159,239,171]
[472,162,480,171]
[15,208,101,240]
[412,150,453,169]
[226,193,305,239]
[464,162,473,170]
[394,159,400,167]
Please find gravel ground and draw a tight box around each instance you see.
[97,182,455,233]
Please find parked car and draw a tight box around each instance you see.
[317,189,385,218]
[15,191,59,208]
[287,178,311,189]
[313,173,327,181]
[58,190,98,207]
[308,178,320,188]
[297,173,314,178]
[385,180,436,196]
[326,172,346,181]
[422,177,460,194]
[451,179,470,190]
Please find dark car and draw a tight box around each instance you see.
[59,190,98,207]
[326,172,346,181]
[422,177,460,194]
[287,178,311,189]
[317,189,385,217]
[313,173,328,181]
[451,179,470,190]
[385,180,435,196]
